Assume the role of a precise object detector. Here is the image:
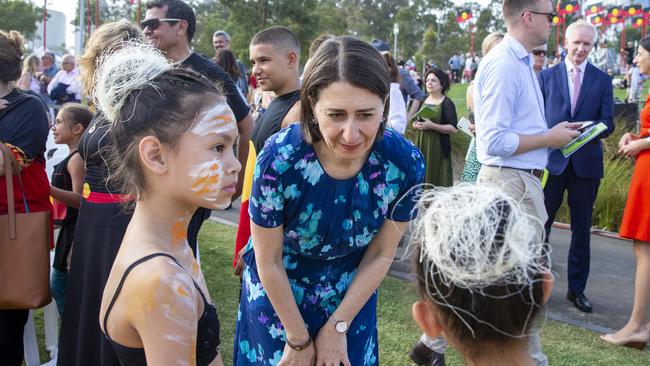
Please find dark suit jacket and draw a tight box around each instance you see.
[538,61,614,179]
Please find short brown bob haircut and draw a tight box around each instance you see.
[300,36,390,144]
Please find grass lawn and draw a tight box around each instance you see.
[201,222,650,365]
[31,222,650,364]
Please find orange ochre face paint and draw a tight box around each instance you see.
[188,160,223,201]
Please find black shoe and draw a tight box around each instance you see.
[409,340,446,366]
[567,291,593,313]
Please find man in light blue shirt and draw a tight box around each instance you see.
[472,0,580,365]
[474,0,580,224]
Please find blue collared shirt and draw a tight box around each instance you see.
[474,34,549,170]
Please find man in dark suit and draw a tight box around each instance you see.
[538,19,614,313]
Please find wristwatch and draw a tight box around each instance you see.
[329,316,349,334]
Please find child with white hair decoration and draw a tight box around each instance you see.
[410,184,554,366]
[96,42,240,366]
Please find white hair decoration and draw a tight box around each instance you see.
[408,184,552,338]
[94,41,172,123]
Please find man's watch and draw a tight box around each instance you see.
[329,316,349,334]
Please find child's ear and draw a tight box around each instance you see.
[138,136,168,175]
[288,50,299,68]
[412,300,444,339]
[72,123,85,135]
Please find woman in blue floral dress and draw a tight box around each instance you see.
[234,36,425,366]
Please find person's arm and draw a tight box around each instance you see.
[252,222,316,365]
[50,153,84,208]
[120,261,221,366]
[280,101,301,129]
[314,219,407,366]
[387,86,407,134]
[477,61,580,156]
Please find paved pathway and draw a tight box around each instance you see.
[212,198,639,334]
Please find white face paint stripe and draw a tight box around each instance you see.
[191,103,237,136]
[187,159,225,201]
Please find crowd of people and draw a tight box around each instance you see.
[0,0,649,365]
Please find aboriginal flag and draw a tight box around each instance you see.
[625,5,641,17]
[586,3,604,16]
[631,16,645,29]
[558,1,580,15]
[608,6,622,19]
[457,9,472,23]
[233,140,257,267]
[589,14,604,26]
[552,14,565,25]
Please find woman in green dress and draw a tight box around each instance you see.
[406,68,457,187]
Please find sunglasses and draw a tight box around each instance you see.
[140,18,181,30]
[532,50,547,56]
[524,11,557,23]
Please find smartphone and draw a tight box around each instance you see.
[578,121,594,131]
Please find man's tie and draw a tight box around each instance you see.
[571,67,581,115]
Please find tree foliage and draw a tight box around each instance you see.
[0,0,43,39]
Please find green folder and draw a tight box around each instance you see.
[411,105,437,121]
[560,122,608,158]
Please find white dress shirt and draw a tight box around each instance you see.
[47,68,82,101]
[473,34,549,170]
[565,58,587,105]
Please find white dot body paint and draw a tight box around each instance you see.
[190,102,237,136]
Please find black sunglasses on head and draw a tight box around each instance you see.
[140,18,181,30]
[532,50,547,56]
[523,11,557,23]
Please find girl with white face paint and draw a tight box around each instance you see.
[95,43,240,366]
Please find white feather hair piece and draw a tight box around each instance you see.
[411,184,550,291]
[94,41,172,123]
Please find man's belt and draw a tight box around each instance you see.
[486,165,544,179]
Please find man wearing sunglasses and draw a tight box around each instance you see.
[532,45,547,74]
[473,0,582,365]
[143,0,254,250]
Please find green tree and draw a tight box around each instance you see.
[194,0,321,66]
[0,0,43,39]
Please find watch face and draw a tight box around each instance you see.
[335,321,348,333]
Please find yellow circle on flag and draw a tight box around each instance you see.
[595,16,601,23]
[82,182,90,199]
[553,16,560,24]
[611,16,618,23]
[591,6,597,13]
[612,9,620,16]
[566,4,574,12]
[462,12,468,20]
[629,8,637,15]
[637,18,643,25]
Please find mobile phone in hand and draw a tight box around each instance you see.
[578,121,594,131]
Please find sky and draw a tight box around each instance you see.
[37,0,494,52]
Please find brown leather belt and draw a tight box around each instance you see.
[487,165,544,179]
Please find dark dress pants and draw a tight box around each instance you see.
[0,309,29,366]
[543,161,600,294]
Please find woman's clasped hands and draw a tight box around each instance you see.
[278,325,350,366]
